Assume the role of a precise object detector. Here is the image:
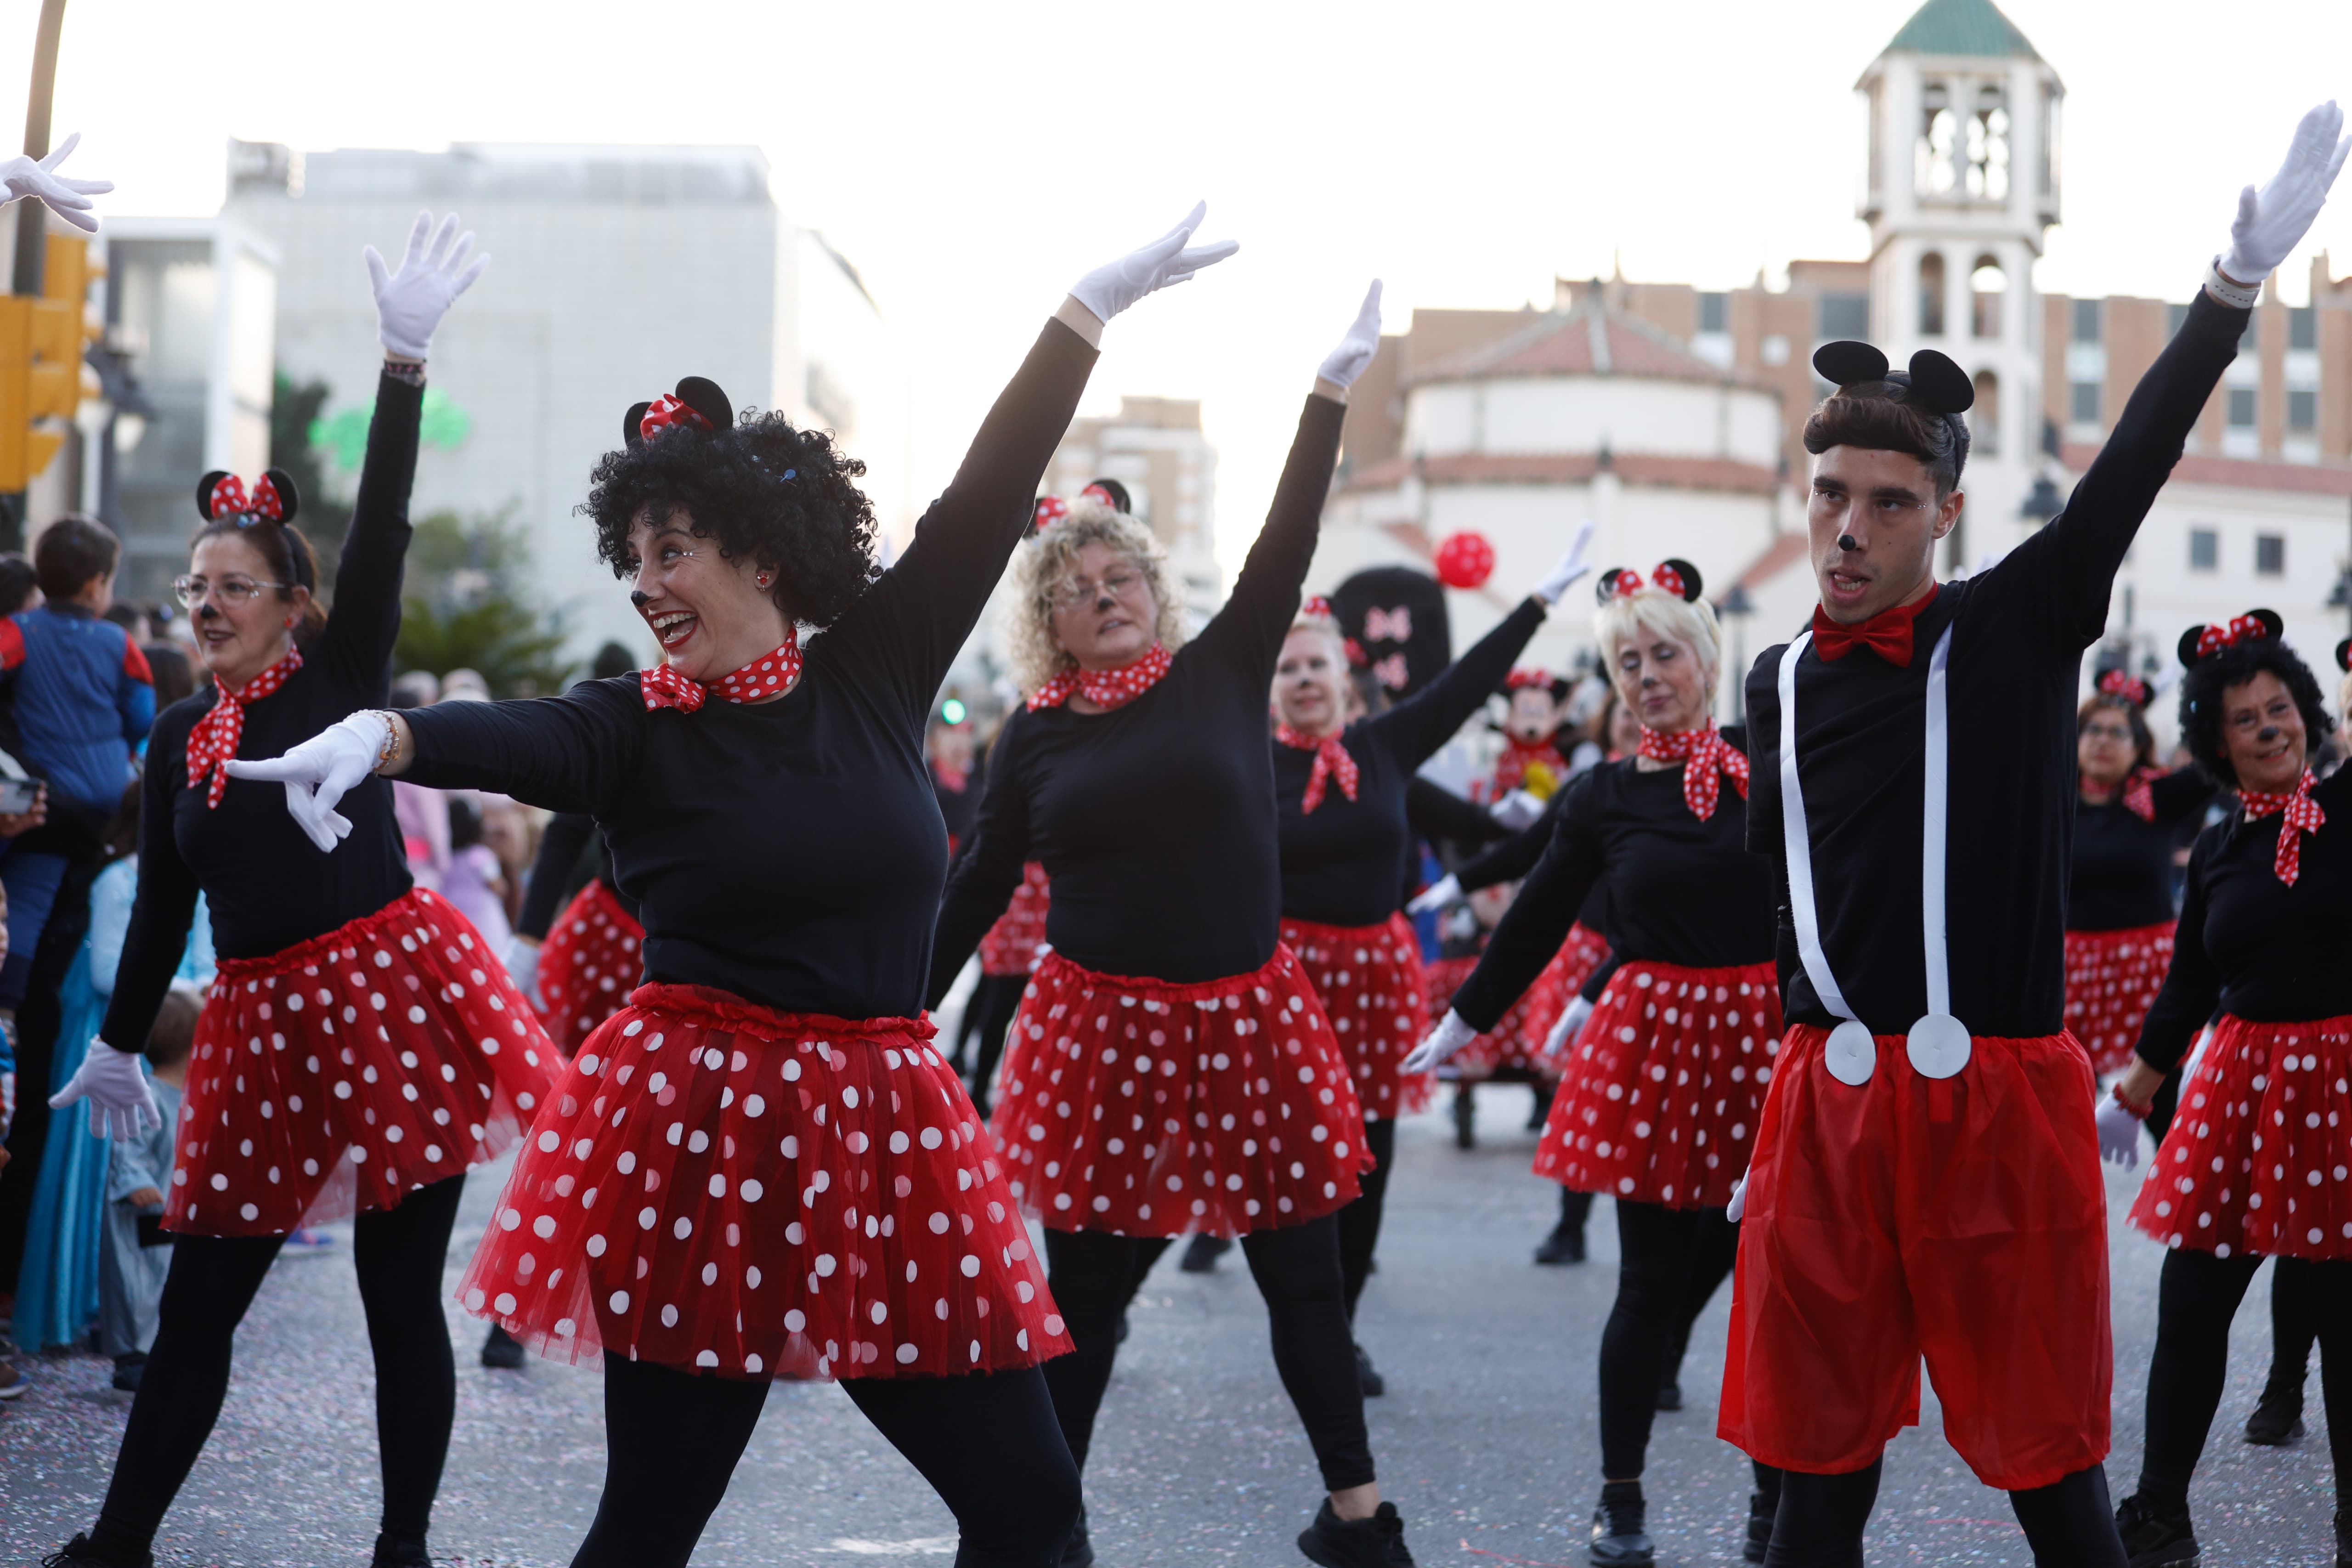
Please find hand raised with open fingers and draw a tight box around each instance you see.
[2220,100,2352,286]
[223,712,391,854]
[1401,1010,1480,1075]
[1534,519,1599,606]
[1067,202,1239,325]
[1316,281,1384,392]
[366,211,489,358]
[0,132,111,233]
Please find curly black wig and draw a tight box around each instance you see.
[2177,636,2335,788]
[581,408,878,628]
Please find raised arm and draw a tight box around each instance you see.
[315,213,487,687]
[927,723,1037,1009]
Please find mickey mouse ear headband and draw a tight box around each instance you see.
[2336,637,2351,674]
[197,468,300,527]
[1594,558,1705,606]
[2178,608,2284,667]
[624,376,735,448]
[1812,340,1975,483]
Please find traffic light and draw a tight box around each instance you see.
[0,231,96,490]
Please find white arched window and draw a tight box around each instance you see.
[1970,256,2006,340]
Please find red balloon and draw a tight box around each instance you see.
[1433,530,1495,590]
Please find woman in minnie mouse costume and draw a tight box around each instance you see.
[2065,668,2215,1078]
[1406,559,1781,1567]
[931,283,1420,1568]
[1721,105,2347,1567]
[42,215,546,1568]
[2098,613,2352,1568]
[231,207,1239,1568]
[1271,529,1594,1395]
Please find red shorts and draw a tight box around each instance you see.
[2063,923,2174,1075]
[535,879,643,1056]
[990,946,1371,1238]
[1719,1023,2111,1489]
[1281,912,1432,1119]
[977,862,1051,977]
[461,983,1066,1381]
[2129,1013,2352,1261]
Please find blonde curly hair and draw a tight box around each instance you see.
[1002,499,1189,698]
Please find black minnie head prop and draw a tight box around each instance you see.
[2178,608,2284,667]
[624,377,735,447]
[1594,558,1705,607]
[196,469,300,527]
[1810,340,1975,494]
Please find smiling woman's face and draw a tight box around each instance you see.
[624,505,790,688]
[1047,540,1158,672]
[2217,669,2308,794]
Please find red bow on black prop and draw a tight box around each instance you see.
[208,473,285,524]
[2195,615,2270,660]
[2098,668,2151,708]
[640,393,714,443]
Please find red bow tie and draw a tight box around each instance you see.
[1027,644,1173,712]
[2240,770,2325,886]
[1276,724,1360,813]
[640,636,802,713]
[1635,723,1749,821]
[186,645,304,808]
[1810,589,1936,667]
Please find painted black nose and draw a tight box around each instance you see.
[630,590,653,608]
[1838,533,1859,552]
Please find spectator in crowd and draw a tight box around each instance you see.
[101,988,197,1393]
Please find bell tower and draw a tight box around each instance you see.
[1856,0,2063,567]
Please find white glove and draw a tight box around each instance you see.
[224,711,391,854]
[2220,101,2351,285]
[48,1039,161,1141]
[365,211,489,359]
[1541,996,1594,1065]
[1726,1170,1749,1223]
[1401,1009,1480,1074]
[1490,790,1546,831]
[2095,1095,2147,1170]
[1405,872,1463,916]
[0,1067,14,1139]
[0,132,111,233]
[505,934,543,1009]
[1533,519,1599,605]
[1067,202,1238,325]
[1316,280,1384,391]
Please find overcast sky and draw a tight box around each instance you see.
[20,0,2352,566]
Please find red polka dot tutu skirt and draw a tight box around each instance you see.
[461,983,1066,1381]
[977,862,1051,977]
[168,888,558,1237]
[2063,923,2173,1075]
[2128,1013,2352,1261]
[535,879,643,1055]
[1532,959,1778,1209]
[1281,912,1431,1119]
[990,946,1372,1238]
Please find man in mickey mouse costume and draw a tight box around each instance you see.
[1724,104,2348,1566]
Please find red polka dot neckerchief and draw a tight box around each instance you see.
[186,645,304,809]
[2239,769,2325,886]
[1634,722,1750,822]
[2121,766,2161,823]
[1026,644,1172,713]
[640,634,802,713]
[1275,723,1359,814]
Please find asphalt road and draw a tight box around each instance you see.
[0,1084,2335,1567]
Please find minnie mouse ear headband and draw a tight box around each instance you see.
[1594,558,1704,606]
[1081,478,1130,512]
[2096,667,2153,710]
[196,469,299,528]
[2335,637,2351,674]
[1811,341,1975,485]
[2178,608,2284,667]
[1299,595,1337,622]
[624,377,735,448]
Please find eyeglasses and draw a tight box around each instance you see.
[1048,567,1147,610]
[174,574,287,608]
[2080,723,2135,744]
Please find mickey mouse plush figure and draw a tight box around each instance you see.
[1484,667,1576,801]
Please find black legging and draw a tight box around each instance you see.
[1335,1116,1396,1321]
[572,1357,1079,1568]
[959,973,1027,1118]
[1599,1199,1738,1480]
[1763,1460,2124,1566]
[2262,1255,2320,1399]
[1043,1217,1373,1492]
[2135,1248,2352,1515]
[87,1174,465,1564]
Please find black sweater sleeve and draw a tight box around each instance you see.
[1364,598,1546,767]
[517,810,599,940]
[1580,949,1623,1004]
[927,717,1036,1009]
[2153,767,2220,827]
[1458,790,1563,891]
[2132,831,2223,1073]
[313,370,424,692]
[99,723,200,1052]
[1449,774,1606,1031]
[401,679,647,812]
[1405,777,1511,847]
[1186,395,1346,682]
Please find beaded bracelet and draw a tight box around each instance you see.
[383,357,426,388]
[367,710,401,773]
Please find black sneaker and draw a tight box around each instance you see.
[2334,1506,2349,1568]
[2242,1381,2305,1445]
[42,1537,149,1568]
[1653,1381,1681,1412]
[1297,1499,1414,1567]
[1589,1481,1654,1566]
[1742,1490,1775,1563]
[1533,1223,1587,1266]
[370,1534,430,1568]
[1354,1343,1385,1398]
[1060,1505,1094,1568]
[110,1353,146,1394]
[1180,1234,1233,1274]
[481,1324,527,1370]
[2115,1494,2199,1568]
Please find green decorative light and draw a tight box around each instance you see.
[309,387,474,472]
[940,698,967,725]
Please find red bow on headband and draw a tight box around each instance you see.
[208,473,285,523]
[2098,668,2151,708]
[1606,563,1684,600]
[1504,668,1554,691]
[640,393,715,442]
[1033,495,1070,531]
[1362,606,1413,643]
[2196,615,2270,659]
[1300,595,1334,620]
[1080,482,1117,507]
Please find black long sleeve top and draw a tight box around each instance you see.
[1448,733,1775,1032]
[1455,781,1613,940]
[103,371,424,1051]
[934,755,984,849]
[1404,777,1512,851]
[1276,598,1546,928]
[2068,770,2216,932]
[928,394,1345,999]
[399,321,1097,1020]
[514,809,637,941]
[2132,766,2352,1071]
[1743,289,2250,1038]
